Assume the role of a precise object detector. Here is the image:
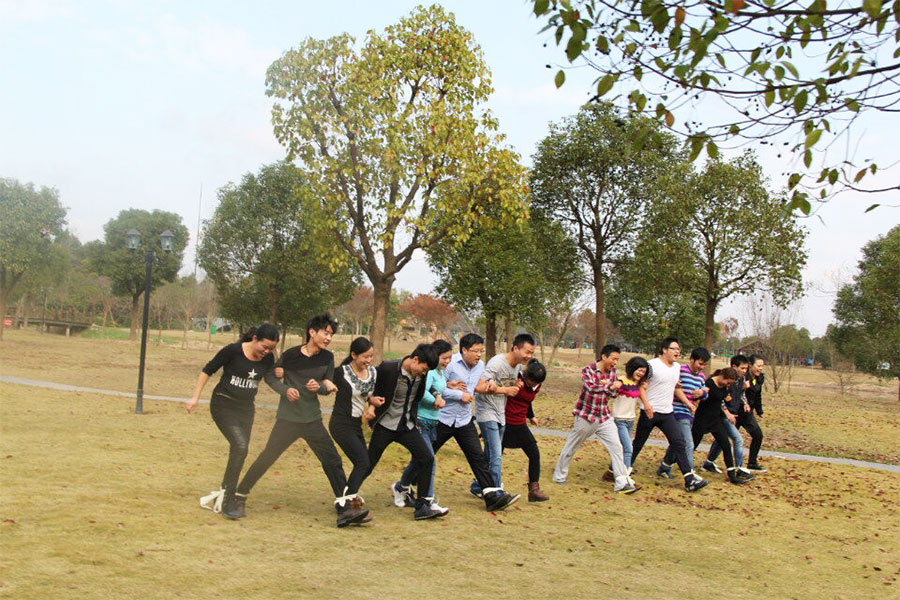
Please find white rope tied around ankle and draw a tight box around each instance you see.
[334,492,357,507]
[481,487,501,494]
[199,488,225,513]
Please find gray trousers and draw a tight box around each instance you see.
[553,416,631,490]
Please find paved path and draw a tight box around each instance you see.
[3,374,898,474]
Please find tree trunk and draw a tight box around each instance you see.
[268,286,279,325]
[370,277,394,363]
[130,293,141,341]
[704,296,717,349]
[548,311,573,367]
[503,314,513,353]
[0,283,7,341]
[594,272,606,359]
[484,311,498,361]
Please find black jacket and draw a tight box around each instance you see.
[368,358,426,429]
[745,372,765,416]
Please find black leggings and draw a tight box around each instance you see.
[210,401,254,496]
[237,418,347,498]
[329,413,370,495]
[692,409,736,469]
[631,411,692,475]
[738,412,764,464]
[503,424,541,483]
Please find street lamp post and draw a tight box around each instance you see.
[126,229,175,415]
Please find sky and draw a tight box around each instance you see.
[2,0,897,337]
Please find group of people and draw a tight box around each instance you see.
[187,316,768,527]
[552,338,767,496]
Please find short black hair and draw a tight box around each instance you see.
[512,333,535,349]
[730,354,750,368]
[599,344,621,358]
[658,337,680,355]
[624,356,652,384]
[690,347,711,362]
[459,333,485,351]
[431,339,452,356]
[242,323,279,343]
[410,343,439,370]
[306,312,338,341]
[524,360,547,384]
[749,354,765,365]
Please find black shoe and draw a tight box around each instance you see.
[737,468,756,481]
[230,494,247,519]
[413,503,445,520]
[223,494,244,520]
[701,461,723,474]
[684,475,710,492]
[728,470,749,485]
[485,491,520,512]
[655,465,674,479]
[746,462,768,473]
[336,505,369,528]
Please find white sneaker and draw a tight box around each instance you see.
[390,482,413,508]
[428,500,449,516]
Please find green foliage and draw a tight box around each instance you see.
[265,5,529,355]
[427,209,584,343]
[197,161,356,331]
[606,257,707,352]
[89,209,189,301]
[831,225,900,383]
[530,103,684,348]
[635,151,808,347]
[531,0,900,212]
[0,178,67,339]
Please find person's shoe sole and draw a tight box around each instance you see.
[615,487,638,494]
[414,509,444,520]
[702,463,723,474]
[746,465,768,473]
[656,470,673,479]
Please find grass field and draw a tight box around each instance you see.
[1,329,899,598]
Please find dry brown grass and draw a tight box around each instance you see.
[1,328,899,598]
[1,382,899,599]
[2,328,897,463]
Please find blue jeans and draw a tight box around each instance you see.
[400,418,438,498]
[614,419,634,469]
[471,420,504,495]
[661,418,695,472]
[707,417,744,467]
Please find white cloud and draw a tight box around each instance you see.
[0,0,74,23]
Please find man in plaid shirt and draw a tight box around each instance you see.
[552,344,640,493]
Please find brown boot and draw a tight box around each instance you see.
[601,469,615,482]
[528,481,549,502]
[351,496,373,523]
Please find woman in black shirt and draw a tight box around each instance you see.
[186,323,292,518]
[328,337,384,520]
[691,367,753,485]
